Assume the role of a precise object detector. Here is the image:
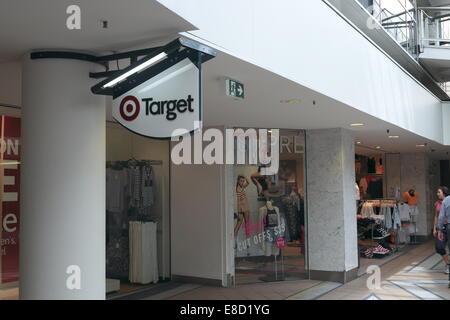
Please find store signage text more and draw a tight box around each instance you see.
[112,58,201,139]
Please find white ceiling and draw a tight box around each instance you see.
[0,0,195,62]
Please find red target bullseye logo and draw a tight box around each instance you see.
[119,96,140,121]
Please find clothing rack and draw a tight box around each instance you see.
[358,199,401,257]
[106,158,167,282]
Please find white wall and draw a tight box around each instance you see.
[158,0,445,144]
[170,159,227,283]
[443,103,450,146]
[170,129,228,284]
[0,60,21,107]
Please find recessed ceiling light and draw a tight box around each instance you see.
[389,136,399,139]
[280,99,301,104]
[416,144,426,147]
[376,146,381,149]
[356,141,362,145]
[350,123,365,127]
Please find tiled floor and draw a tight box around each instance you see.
[0,287,18,300]
[164,240,449,300]
[1,240,448,300]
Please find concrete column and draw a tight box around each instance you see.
[20,56,105,299]
[306,128,358,283]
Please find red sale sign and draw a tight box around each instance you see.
[276,237,286,249]
[0,116,20,284]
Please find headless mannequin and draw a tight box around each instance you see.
[259,200,281,256]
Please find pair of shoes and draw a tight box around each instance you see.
[445,264,450,275]
[373,245,389,254]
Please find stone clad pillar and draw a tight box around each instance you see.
[306,128,358,283]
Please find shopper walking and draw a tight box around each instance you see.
[434,187,450,274]
[437,187,450,288]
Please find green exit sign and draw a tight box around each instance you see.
[226,79,245,99]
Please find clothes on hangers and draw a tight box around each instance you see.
[361,202,375,218]
[398,203,411,221]
[382,205,392,230]
[106,168,128,213]
[106,159,158,279]
[392,205,401,230]
[141,166,154,208]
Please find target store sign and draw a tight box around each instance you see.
[113,58,201,139]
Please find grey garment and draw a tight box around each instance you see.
[106,168,128,213]
[393,206,401,230]
[382,206,392,229]
[127,167,142,208]
[438,196,450,229]
[141,166,154,208]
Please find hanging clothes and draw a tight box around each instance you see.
[282,197,300,241]
[361,202,375,218]
[392,205,401,230]
[106,167,128,213]
[398,203,411,221]
[141,165,154,208]
[382,205,392,230]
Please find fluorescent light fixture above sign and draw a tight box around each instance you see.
[89,37,217,98]
[103,52,167,88]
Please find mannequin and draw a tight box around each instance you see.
[403,189,420,222]
[259,200,282,256]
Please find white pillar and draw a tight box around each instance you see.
[306,128,358,283]
[20,55,105,299]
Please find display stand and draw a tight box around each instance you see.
[409,219,420,245]
[258,249,285,282]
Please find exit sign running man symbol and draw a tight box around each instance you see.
[226,79,245,99]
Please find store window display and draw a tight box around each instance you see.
[233,130,306,284]
[105,123,170,297]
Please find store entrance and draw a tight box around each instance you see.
[233,129,306,284]
[105,122,171,297]
[356,151,410,272]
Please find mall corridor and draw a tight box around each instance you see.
[137,241,448,300]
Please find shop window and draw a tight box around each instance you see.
[233,129,306,284]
